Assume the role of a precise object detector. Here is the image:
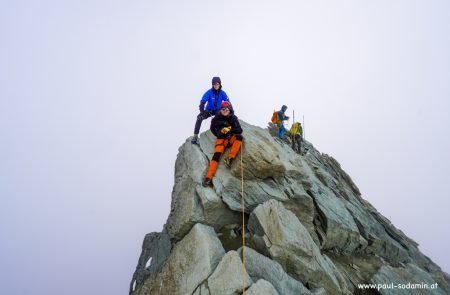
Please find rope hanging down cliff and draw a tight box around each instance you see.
[240,143,246,295]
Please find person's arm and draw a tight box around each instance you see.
[200,91,210,112]
[199,103,205,112]
[210,117,219,137]
[279,111,289,121]
[231,116,243,134]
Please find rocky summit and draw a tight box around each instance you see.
[129,121,450,295]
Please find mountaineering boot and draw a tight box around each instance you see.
[202,177,213,187]
[224,157,234,169]
[191,134,199,145]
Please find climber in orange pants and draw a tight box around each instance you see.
[206,135,242,178]
[203,101,243,187]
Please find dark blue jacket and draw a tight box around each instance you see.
[200,89,230,112]
[278,110,289,121]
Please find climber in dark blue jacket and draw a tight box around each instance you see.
[191,77,230,144]
[277,105,290,138]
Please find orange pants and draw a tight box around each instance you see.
[206,134,243,179]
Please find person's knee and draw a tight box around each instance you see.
[212,152,222,162]
[215,140,225,149]
[214,144,225,153]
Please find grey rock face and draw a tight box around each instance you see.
[192,283,210,295]
[129,232,171,294]
[239,246,312,295]
[165,141,241,241]
[207,250,252,295]
[131,120,450,295]
[133,224,225,295]
[246,279,279,295]
[248,199,347,294]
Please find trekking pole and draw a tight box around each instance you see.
[292,110,295,135]
[303,115,305,140]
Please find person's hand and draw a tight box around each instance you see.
[221,126,232,134]
[199,103,205,112]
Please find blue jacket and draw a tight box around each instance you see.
[200,89,230,112]
[278,110,289,121]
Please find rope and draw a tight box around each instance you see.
[240,142,246,295]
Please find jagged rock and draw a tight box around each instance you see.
[281,179,319,246]
[131,120,450,295]
[213,174,289,213]
[239,247,312,295]
[165,141,241,241]
[129,232,171,294]
[248,199,347,294]
[307,187,361,252]
[133,224,225,295]
[291,155,363,253]
[164,142,207,240]
[246,279,279,295]
[195,185,241,229]
[207,250,252,294]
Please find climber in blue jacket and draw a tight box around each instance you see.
[277,105,290,138]
[191,77,230,144]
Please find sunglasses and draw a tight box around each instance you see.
[213,83,220,86]
[220,107,230,111]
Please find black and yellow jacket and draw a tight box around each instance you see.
[210,113,243,139]
[291,122,303,136]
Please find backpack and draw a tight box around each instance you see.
[271,111,281,124]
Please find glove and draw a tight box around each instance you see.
[220,126,232,134]
[199,103,205,112]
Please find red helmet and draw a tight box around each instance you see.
[221,101,231,109]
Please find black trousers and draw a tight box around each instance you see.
[292,134,302,153]
[194,111,215,135]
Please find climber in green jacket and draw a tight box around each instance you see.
[290,122,303,153]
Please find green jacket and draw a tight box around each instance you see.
[290,122,303,136]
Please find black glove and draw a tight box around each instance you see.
[199,103,205,112]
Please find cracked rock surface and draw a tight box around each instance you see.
[130,121,450,294]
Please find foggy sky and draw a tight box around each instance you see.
[1,1,449,294]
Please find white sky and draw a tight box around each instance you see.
[1,1,449,294]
